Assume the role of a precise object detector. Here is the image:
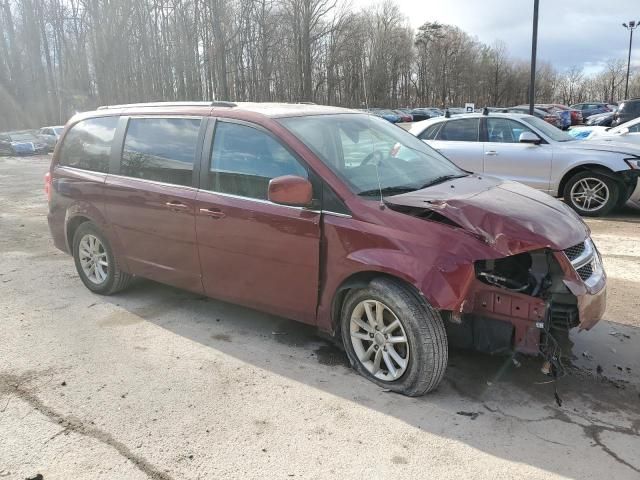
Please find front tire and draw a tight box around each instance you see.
[72,222,132,295]
[340,278,448,396]
[564,171,619,217]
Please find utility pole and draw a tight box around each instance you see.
[528,0,539,115]
[622,21,638,99]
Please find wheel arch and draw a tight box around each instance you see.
[329,271,425,333]
[557,163,616,197]
[65,215,92,252]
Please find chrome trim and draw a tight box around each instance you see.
[565,238,605,288]
[322,210,352,218]
[571,238,595,270]
[106,173,198,192]
[198,189,321,213]
[55,165,108,176]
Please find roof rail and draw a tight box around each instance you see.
[97,101,213,110]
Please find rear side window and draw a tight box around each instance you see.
[121,117,201,187]
[209,121,307,200]
[59,117,118,173]
[436,119,479,142]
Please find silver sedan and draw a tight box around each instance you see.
[409,112,640,216]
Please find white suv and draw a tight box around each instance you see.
[410,112,640,216]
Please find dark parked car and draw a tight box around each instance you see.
[0,130,49,155]
[410,108,443,122]
[570,102,611,120]
[46,101,606,396]
[585,112,614,127]
[611,98,640,127]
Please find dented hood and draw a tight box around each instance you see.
[386,175,589,256]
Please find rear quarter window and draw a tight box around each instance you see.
[419,123,442,140]
[436,119,479,142]
[59,117,119,173]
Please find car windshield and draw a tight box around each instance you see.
[520,116,575,142]
[279,113,466,195]
[9,132,38,142]
[53,127,64,135]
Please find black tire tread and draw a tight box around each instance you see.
[341,277,448,396]
[72,222,132,295]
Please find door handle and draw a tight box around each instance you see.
[165,200,190,210]
[199,207,226,219]
[485,151,498,156]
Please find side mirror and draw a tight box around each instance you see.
[268,175,313,207]
[618,127,630,135]
[519,131,541,144]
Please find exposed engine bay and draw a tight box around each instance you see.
[447,248,582,364]
[475,251,549,297]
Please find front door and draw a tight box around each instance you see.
[195,119,321,324]
[103,116,205,293]
[482,117,553,192]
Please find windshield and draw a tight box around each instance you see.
[53,127,64,135]
[520,116,575,142]
[279,113,465,195]
[9,132,38,142]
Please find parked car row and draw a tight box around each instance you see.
[491,105,572,129]
[47,101,609,396]
[366,107,444,123]
[0,125,64,155]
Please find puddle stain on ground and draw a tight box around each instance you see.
[314,344,350,368]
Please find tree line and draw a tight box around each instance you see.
[1,0,639,130]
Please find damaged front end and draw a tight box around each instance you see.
[384,176,606,358]
[446,238,606,359]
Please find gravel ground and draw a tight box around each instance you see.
[1,155,639,480]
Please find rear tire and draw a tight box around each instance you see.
[72,222,132,295]
[564,171,619,217]
[340,277,448,396]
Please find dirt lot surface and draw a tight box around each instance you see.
[1,155,639,480]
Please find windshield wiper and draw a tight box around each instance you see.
[358,186,416,197]
[420,173,468,188]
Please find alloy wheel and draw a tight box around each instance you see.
[78,234,108,284]
[349,299,409,381]
[570,177,610,212]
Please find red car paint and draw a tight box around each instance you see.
[548,104,584,125]
[47,103,606,355]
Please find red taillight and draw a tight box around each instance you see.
[44,171,51,201]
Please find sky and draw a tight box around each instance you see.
[354,0,640,74]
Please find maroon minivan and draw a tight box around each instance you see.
[47,102,607,396]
